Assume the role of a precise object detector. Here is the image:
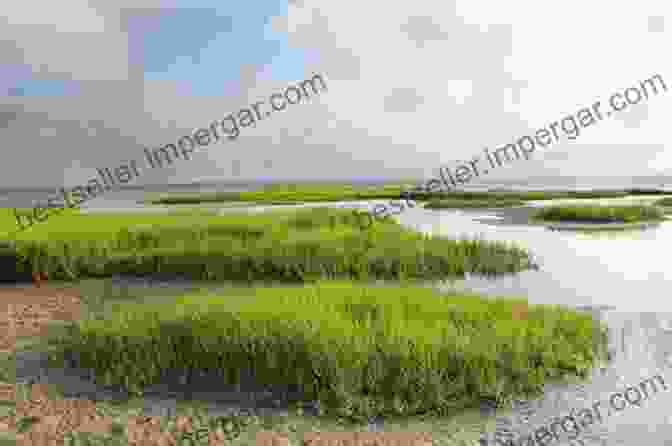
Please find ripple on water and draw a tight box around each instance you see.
[479,311,672,446]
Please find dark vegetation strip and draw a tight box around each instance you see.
[531,204,665,223]
[410,190,633,201]
[143,184,413,205]
[654,197,672,207]
[144,187,653,206]
[424,199,525,209]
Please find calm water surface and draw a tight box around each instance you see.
[394,202,672,446]
[398,203,672,313]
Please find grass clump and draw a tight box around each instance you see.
[531,204,665,223]
[424,199,525,209]
[1,207,537,282]
[48,281,609,422]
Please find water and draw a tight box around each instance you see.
[7,178,672,443]
[395,204,672,445]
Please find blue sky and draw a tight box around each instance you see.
[4,0,307,97]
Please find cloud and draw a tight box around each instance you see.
[1,0,671,189]
[399,15,450,48]
[0,2,129,81]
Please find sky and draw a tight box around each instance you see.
[0,0,671,188]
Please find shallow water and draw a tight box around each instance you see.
[473,310,672,446]
[401,204,672,313]
[396,203,672,445]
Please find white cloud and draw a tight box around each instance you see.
[1,0,671,187]
[0,1,129,81]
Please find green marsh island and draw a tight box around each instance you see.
[530,204,667,231]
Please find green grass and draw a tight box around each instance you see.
[654,197,672,207]
[412,190,633,202]
[0,207,80,237]
[1,278,502,445]
[424,199,525,209]
[0,207,537,283]
[0,207,227,240]
[47,280,609,422]
[144,184,413,205]
[144,186,662,206]
[531,204,665,223]
[623,188,671,195]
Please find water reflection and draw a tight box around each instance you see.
[396,203,672,445]
[398,205,672,313]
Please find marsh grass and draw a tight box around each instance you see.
[142,183,665,207]
[531,204,665,224]
[144,184,411,205]
[424,199,525,209]
[0,208,81,240]
[1,279,496,445]
[1,207,537,283]
[623,188,671,195]
[654,197,672,208]
[144,187,642,206]
[46,281,609,422]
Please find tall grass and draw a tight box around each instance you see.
[1,207,537,282]
[531,204,665,223]
[48,281,609,421]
